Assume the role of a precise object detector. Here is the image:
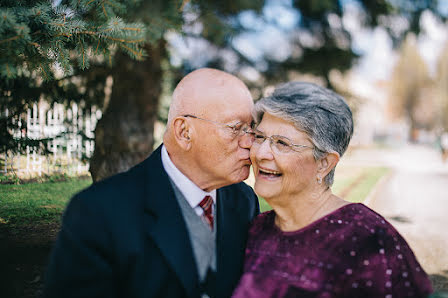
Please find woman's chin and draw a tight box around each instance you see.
[254,182,278,200]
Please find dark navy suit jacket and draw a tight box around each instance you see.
[43,145,259,298]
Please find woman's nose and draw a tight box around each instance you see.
[253,138,274,160]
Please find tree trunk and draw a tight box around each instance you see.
[89,41,165,182]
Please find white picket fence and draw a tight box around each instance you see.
[1,103,101,177]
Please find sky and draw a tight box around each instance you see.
[236,0,448,81]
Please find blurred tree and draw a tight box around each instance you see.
[0,0,178,181]
[186,0,445,91]
[0,1,148,80]
[284,0,445,85]
[0,0,148,164]
[169,0,447,134]
[1,0,264,181]
[435,41,448,131]
[388,33,431,140]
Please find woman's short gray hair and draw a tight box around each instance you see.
[254,81,353,187]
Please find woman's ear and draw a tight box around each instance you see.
[317,151,340,179]
[172,117,193,150]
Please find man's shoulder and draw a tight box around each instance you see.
[77,170,134,199]
[73,149,163,204]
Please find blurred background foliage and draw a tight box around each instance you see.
[1,0,447,181]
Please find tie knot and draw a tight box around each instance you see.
[199,195,213,230]
[199,195,213,212]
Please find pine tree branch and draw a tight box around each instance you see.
[122,27,143,32]
[120,44,142,60]
[102,3,107,18]
[0,35,22,44]
[95,39,100,54]
[39,64,49,80]
[102,36,144,43]
[80,37,86,69]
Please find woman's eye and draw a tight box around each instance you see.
[276,139,289,147]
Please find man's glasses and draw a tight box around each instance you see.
[183,114,253,139]
[251,129,314,154]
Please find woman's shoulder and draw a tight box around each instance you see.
[323,203,421,266]
[338,203,407,244]
[253,210,275,224]
[340,204,429,276]
[337,203,395,231]
[328,204,433,296]
[249,210,276,232]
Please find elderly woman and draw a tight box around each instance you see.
[232,82,432,297]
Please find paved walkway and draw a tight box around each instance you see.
[341,144,448,290]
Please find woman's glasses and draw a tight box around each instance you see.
[251,129,314,154]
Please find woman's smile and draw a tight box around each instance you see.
[257,166,282,180]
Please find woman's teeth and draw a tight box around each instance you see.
[259,168,282,177]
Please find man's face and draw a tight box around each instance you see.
[190,85,254,191]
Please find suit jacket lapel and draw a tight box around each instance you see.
[216,187,247,298]
[141,146,200,298]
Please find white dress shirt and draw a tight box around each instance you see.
[161,145,216,216]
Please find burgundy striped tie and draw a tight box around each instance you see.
[199,195,213,230]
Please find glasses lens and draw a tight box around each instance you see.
[230,123,253,137]
[253,132,266,144]
[240,124,251,135]
[271,136,293,153]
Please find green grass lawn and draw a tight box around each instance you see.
[0,178,91,226]
[258,166,390,212]
[0,166,390,225]
[338,167,389,203]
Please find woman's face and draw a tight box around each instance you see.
[250,113,318,202]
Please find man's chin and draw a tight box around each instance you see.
[236,165,251,182]
[223,165,251,186]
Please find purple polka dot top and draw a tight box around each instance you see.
[232,203,433,298]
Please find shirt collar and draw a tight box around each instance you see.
[161,145,216,208]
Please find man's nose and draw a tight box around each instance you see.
[239,132,254,149]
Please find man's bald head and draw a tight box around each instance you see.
[167,68,252,126]
[163,68,254,191]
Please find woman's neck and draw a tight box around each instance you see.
[268,188,348,232]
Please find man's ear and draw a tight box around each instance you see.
[172,117,193,150]
[317,151,340,179]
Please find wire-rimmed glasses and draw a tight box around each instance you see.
[251,129,314,154]
[182,114,253,139]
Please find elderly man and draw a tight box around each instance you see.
[44,68,259,298]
